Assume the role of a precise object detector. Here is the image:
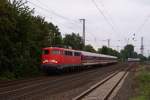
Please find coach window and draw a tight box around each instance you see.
[74,52,81,56]
[51,50,61,55]
[65,51,73,56]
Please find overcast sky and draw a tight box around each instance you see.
[26,0,150,56]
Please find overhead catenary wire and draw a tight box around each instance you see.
[33,0,100,46]
[27,0,127,50]
[36,0,80,24]
[27,4,80,35]
[27,0,84,36]
[34,0,90,40]
[136,14,150,34]
[27,0,81,30]
[28,0,112,48]
[91,0,118,34]
[133,14,150,55]
[30,0,80,25]
[90,0,136,50]
[96,0,122,35]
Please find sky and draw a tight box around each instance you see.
[25,0,150,56]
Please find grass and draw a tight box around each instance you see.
[131,65,150,100]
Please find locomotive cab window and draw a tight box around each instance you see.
[51,50,61,55]
[42,50,49,55]
[64,51,73,56]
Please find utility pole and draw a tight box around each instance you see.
[107,39,110,48]
[140,37,144,55]
[80,19,85,45]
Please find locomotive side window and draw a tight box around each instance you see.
[74,52,81,56]
[43,50,49,55]
[51,50,61,55]
[64,51,73,56]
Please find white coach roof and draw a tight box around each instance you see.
[80,51,117,59]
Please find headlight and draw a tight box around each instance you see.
[43,60,48,63]
[50,59,58,64]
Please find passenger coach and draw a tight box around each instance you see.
[41,47,118,72]
[128,58,140,62]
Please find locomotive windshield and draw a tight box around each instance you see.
[51,50,61,55]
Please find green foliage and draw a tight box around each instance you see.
[0,0,62,79]
[83,44,96,53]
[125,44,134,52]
[120,44,144,61]
[148,56,150,61]
[48,23,62,46]
[97,44,147,61]
[131,66,150,100]
[63,33,84,50]
[138,54,147,61]
[97,46,120,58]
[98,46,108,54]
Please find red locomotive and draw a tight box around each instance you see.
[41,47,118,72]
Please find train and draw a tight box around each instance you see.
[41,47,118,73]
[127,58,140,62]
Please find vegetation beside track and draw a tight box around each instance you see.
[130,65,150,100]
[0,0,61,80]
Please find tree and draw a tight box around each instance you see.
[84,44,96,52]
[0,0,63,79]
[97,46,120,58]
[120,44,135,61]
[63,33,84,50]
[138,54,147,61]
[124,44,134,57]
[120,44,148,61]
[47,23,62,47]
[148,56,150,61]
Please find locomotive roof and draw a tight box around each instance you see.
[43,47,117,59]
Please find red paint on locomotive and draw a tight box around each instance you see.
[41,47,81,70]
[41,47,118,72]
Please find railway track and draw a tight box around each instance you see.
[73,66,131,100]
[0,66,112,100]
[0,76,50,88]
[0,75,63,93]
[0,68,99,92]
[0,63,129,100]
